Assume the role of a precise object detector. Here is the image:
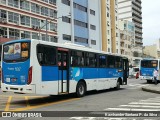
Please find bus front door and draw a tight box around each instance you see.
[122,58,128,85]
[58,49,69,94]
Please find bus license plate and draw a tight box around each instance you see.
[145,77,151,79]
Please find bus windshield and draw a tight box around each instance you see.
[141,60,158,68]
[3,42,30,62]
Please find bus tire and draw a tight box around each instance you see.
[115,80,120,90]
[76,81,86,97]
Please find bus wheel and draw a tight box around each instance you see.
[76,81,86,97]
[115,80,120,90]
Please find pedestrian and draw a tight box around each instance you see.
[153,69,158,85]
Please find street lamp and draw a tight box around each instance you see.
[39,13,71,41]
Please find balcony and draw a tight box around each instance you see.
[132,0,142,8]
[132,5,142,13]
[135,34,142,39]
[135,39,143,44]
[133,16,142,23]
[132,10,142,19]
[135,28,143,34]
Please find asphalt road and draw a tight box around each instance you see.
[0,78,160,120]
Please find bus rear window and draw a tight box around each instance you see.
[3,42,30,62]
[141,60,158,68]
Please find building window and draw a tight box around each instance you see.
[50,9,57,18]
[8,0,18,8]
[21,31,30,39]
[0,9,7,19]
[1,0,6,4]
[31,3,40,14]
[41,0,48,3]
[108,48,110,52]
[91,40,96,45]
[32,32,39,39]
[21,15,30,26]
[0,27,7,38]
[31,18,40,27]
[107,12,109,17]
[90,24,96,30]
[90,9,95,15]
[108,39,110,44]
[61,0,70,6]
[50,36,58,42]
[62,16,71,23]
[41,34,46,41]
[8,12,19,24]
[41,20,48,30]
[75,36,88,44]
[73,3,87,12]
[63,34,71,41]
[49,0,56,5]
[9,28,19,39]
[20,0,30,11]
[74,20,87,28]
[41,7,49,16]
[50,22,57,31]
[116,49,118,53]
[116,33,118,37]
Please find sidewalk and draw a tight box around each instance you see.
[142,83,160,94]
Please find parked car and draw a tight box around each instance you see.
[129,67,139,78]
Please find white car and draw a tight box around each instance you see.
[129,67,139,78]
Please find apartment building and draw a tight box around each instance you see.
[119,20,135,62]
[0,0,58,43]
[101,0,120,53]
[57,0,101,50]
[118,0,143,54]
[0,0,119,53]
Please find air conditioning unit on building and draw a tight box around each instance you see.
[53,28,57,32]
[36,26,40,30]
[2,19,7,24]
[32,25,35,29]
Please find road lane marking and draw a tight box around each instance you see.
[9,97,80,111]
[4,96,12,111]
[24,96,30,107]
[140,100,160,103]
[129,102,160,105]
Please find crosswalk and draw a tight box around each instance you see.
[104,97,160,111]
[70,97,160,120]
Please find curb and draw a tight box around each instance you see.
[142,87,160,94]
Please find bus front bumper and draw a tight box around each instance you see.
[1,83,36,94]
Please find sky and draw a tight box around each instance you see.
[142,0,160,46]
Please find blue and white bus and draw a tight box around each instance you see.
[140,59,160,83]
[1,39,128,97]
